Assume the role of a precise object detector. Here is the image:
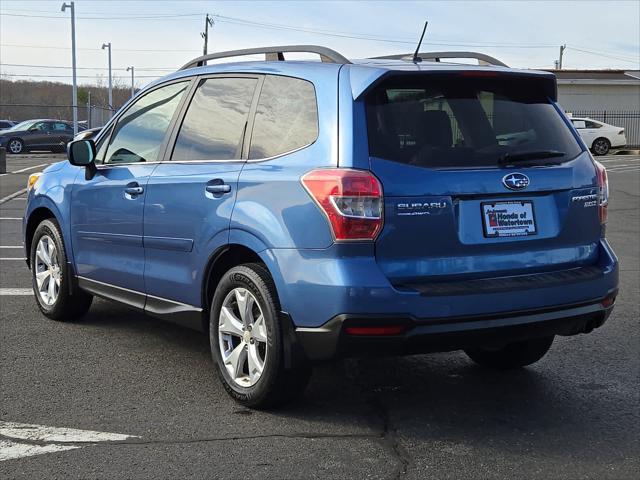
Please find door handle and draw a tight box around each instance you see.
[124,186,144,195]
[206,184,231,194]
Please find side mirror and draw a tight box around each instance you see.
[68,139,97,179]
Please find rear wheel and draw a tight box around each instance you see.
[31,219,93,321]
[592,138,611,156]
[8,138,24,154]
[464,336,554,369]
[210,263,311,408]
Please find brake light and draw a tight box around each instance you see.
[595,161,608,225]
[301,168,383,241]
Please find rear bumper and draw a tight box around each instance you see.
[296,294,616,360]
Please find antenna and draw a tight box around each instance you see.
[412,21,428,63]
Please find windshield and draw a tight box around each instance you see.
[6,120,36,132]
[365,74,582,168]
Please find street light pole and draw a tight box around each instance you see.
[126,66,135,98]
[102,42,113,116]
[61,1,78,135]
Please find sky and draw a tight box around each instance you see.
[1,0,639,90]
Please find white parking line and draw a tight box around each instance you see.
[0,217,22,220]
[0,188,28,205]
[0,258,27,261]
[0,246,22,248]
[10,163,49,174]
[0,288,32,295]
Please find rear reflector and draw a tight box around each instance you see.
[344,325,407,336]
[301,168,383,241]
[595,161,609,225]
[601,294,616,308]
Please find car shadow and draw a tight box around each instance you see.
[76,297,634,463]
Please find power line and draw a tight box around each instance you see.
[1,11,636,61]
[565,46,639,64]
[0,73,160,79]
[0,43,200,53]
[0,12,203,20]
[0,63,174,71]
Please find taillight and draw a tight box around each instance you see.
[301,168,383,241]
[595,161,608,225]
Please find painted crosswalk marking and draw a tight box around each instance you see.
[0,421,137,461]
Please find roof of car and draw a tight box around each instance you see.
[149,56,556,101]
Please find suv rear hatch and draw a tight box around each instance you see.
[363,71,601,289]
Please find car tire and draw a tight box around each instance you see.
[210,263,311,409]
[7,138,24,154]
[30,219,93,321]
[464,336,554,369]
[592,138,611,156]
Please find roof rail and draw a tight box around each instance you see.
[180,45,351,70]
[374,51,508,67]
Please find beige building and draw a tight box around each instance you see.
[544,70,640,112]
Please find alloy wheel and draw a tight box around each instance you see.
[218,287,268,388]
[34,235,61,306]
[9,139,23,154]
[593,139,609,155]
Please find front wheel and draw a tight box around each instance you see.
[8,138,24,154]
[464,336,554,369]
[31,219,93,321]
[210,263,311,408]
[592,138,611,156]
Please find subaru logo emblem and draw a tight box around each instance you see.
[502,173,530,191]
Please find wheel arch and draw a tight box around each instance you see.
[201,243,266,331]
[25,206,60,268]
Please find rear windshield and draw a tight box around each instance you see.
[365,74,582,168]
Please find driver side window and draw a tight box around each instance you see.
[104,81,189,164]
[32,122,50,131]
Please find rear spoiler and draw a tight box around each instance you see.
[348,67,558,102]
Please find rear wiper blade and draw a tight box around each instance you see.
[498,150,565,166]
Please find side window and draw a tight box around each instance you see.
[172,77,257,160]
[249,76,318,159]
[104,81,188,164]
[95,125,113,164]
[53,122,68,131]
[32,122,50,131]
[585,120,602,129]
[572,120,586,129]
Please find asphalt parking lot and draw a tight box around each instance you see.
[0,153,638,479]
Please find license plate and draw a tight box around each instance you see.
[481,201,537,237]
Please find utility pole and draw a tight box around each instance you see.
[61,2,78,135]
[86,91,91,129]
[558,44,566,70]
[102,42,113,116]
[201,14,214,56]
[126,66,135,98]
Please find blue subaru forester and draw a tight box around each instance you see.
[23,46,618,408]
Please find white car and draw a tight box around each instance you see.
[570,117,627,156]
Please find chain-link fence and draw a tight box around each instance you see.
[0,103,114,129]
[568,110,640,148]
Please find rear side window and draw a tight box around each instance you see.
[366,75,582,168]
[172,77,257,161]
[249,75,318,159]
